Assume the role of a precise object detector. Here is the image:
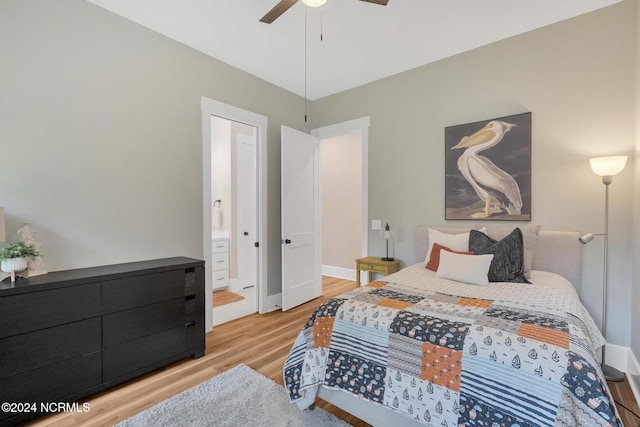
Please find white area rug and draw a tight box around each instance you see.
[114,364,351,427]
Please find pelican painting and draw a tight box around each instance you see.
[444,113,531,221]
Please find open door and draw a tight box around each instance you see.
[235,133,257,292]
[281,125,322,311]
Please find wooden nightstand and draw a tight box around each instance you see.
[355,256,401,286]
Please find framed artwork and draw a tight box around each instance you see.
[444,112,531,221]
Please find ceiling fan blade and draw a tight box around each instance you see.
[359,0,389,5]
[260,0,299,23]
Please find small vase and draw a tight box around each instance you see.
[1,257,29,274]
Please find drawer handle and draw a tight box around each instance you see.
[216,260,224,263]
[185,294,195,301]
[185,321,196,328]
[216,277,225,281]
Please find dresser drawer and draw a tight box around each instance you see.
[103,326,185,382]
[359,262,387,273]
[0,283,101,339]
[212,269,229,287]
[0,351,101,424]
[103,298,185,347]
[0,317,101,378]
[212,239,229,253]
[103,270,185,313]
[211,252,228,271]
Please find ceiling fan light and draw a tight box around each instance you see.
[301,0,327,7]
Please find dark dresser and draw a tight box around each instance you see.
[0,257,205,425]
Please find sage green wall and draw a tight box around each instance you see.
[311,1,637,347]
[0,0,309,296]
[633,0,640,366]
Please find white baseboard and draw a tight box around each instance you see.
[624,346,640,375]
[624,347,640,407]
[605,344,640,406]
[322,265,356,281]
[629,373,640,410]
[605,343,628,372]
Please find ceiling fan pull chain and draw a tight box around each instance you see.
[304,3,308,123]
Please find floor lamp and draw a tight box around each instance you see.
[579,155,627,382]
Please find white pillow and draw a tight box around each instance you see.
[424,227,485,264]
[435,251,494,286]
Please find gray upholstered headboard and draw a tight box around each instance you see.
[415,226,582,294]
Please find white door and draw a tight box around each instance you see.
[236,133,257,291]
[281,125,321,311]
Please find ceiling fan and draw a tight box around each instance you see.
[260,0,389,24]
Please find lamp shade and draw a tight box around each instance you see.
[382,223,392,239]
[0,207,4,242]
[589,156,627,177]
[301,0,327,6]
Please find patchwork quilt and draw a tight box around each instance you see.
[284,265,622,427]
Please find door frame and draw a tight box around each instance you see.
[201,97,268,331]
[312,117,369,259]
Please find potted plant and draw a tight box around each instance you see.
[0,241,41,277]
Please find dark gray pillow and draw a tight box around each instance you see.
[469,228,530,283]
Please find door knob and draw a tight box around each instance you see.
[244,231,249,236]
[285,239,291,244]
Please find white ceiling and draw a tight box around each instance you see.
[87,0,620,100]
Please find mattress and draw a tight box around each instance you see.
[283,264,621,426]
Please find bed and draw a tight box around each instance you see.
[283,225,623,427]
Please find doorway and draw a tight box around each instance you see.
[314,117,369,281]
[209,117,257,326]
[201,97,268,331]
[320,131,363,280]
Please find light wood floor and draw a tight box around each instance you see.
[608,376,640,427]
[27,276,640,427]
